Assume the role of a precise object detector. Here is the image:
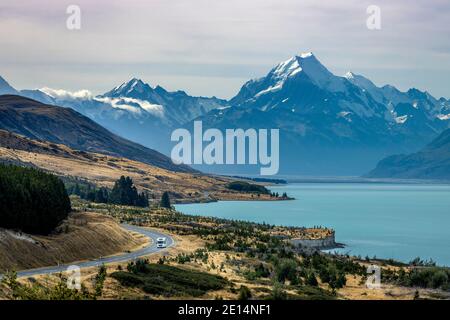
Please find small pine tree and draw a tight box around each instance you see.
[160,191,171,209]
[270,282,287,300]
[74,183,81,196]
[95,187,108,203]
[86,191,96,202]
[137,192,149,207]
[306,272,318,286]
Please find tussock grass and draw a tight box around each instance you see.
[111,260,228,297]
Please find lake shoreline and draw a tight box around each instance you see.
[176,182,450,266]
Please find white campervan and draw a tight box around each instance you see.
[156,237,167,248]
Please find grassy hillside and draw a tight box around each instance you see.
[0,212,146,272]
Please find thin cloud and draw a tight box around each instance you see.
[0,0,449,99]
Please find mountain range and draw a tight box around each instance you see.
[1,52,449,175]
[194,53,450,174]
[14,77,227,153]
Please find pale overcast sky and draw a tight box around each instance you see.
[1,0,449,99]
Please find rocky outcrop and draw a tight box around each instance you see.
[290,231,341,250]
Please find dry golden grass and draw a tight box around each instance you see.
[0,145,215,200]
[0,212,147,272]
[337,274,418,300]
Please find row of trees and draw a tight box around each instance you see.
[67,176,173,209]
[0,164,71,234]
[68,176,149,207]
[66,183,108,203]
[226,181,290,199]
[270,192,288,198]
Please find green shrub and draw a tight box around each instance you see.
[305,272,318,287]
[160,191,171,209]
[407,267,450,289]
[275,259,298,284]
[294,285,337,300]
[431,270,449,288]
[268,282,287,300]
[238,285,252,300]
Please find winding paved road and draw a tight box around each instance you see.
[0,224,175,279]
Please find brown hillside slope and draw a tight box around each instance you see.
[0,212,147,272]
[0,94,193,173]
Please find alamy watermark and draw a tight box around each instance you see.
[366,264,381,289]
[66,265,81,290]
[171,121,279,175]
[66,5,81,30]
[366,5,381,30]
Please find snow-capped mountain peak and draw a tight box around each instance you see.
[273,56,302,78]
[271,52,319,76]
[104,78,153,99]
[344,71,384,100]
[294,52,344,90]
[299,51,314,59]
[255,52,346,97]
[344,71,371,83]
[344,71,355,79]
[254,56,303,96]
[128,77,146,89]
[270,52,330,80]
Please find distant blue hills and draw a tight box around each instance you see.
[367,128,450,180]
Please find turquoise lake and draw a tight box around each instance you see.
[175,183,450,266]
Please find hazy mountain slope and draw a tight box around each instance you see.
[19,79,228,153]
[366,129,450,179]
[0,95,193,173]
[20,89,56,105]
[0,76,19,95]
